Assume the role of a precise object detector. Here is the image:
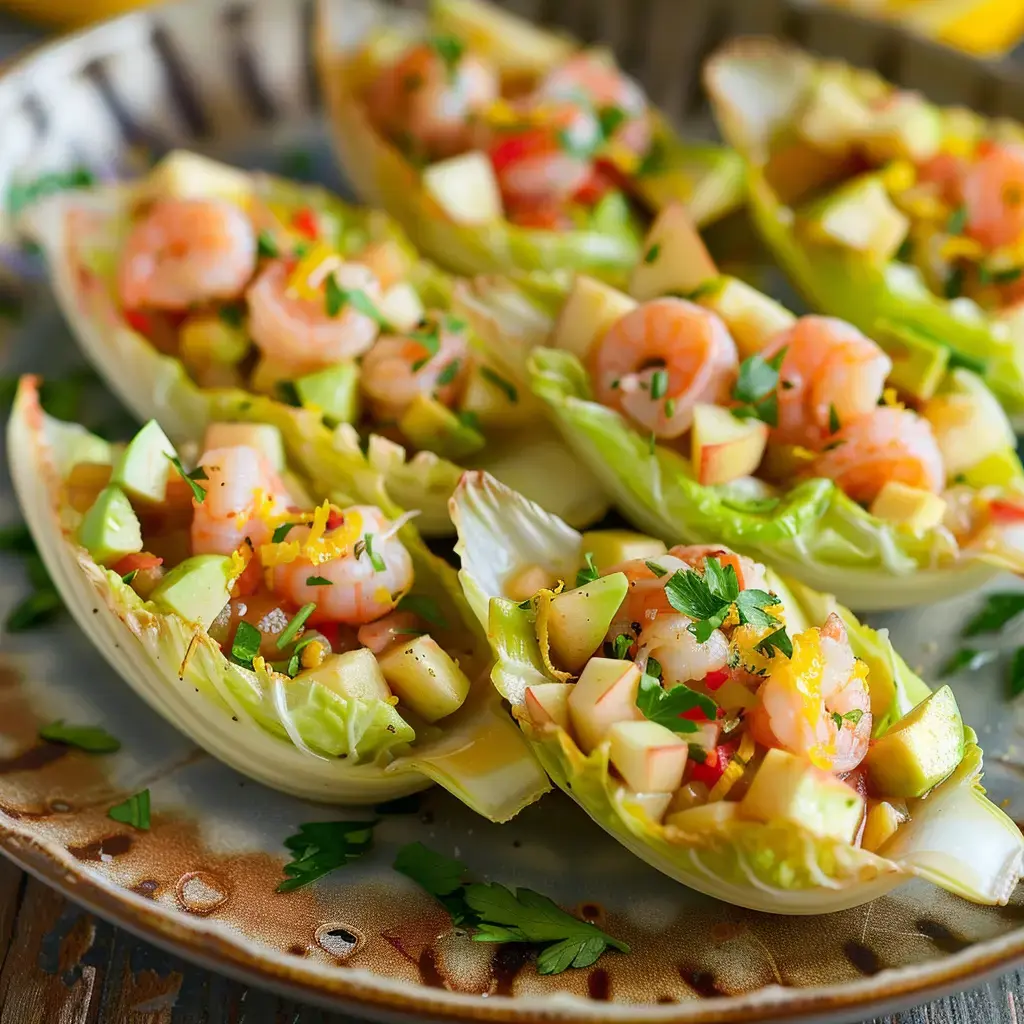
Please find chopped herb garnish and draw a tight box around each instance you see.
[396,594,448,628]
[649,368,668,400]
[362,533,386,572]
[272,522,296,544]
[257,230,280,258]
[575,552,599,588]
[664,397,676,418]
[946,205,968,235]
[755,626,792,659]
[6,590,62,632]
[648,432,657,455]
[218,303,245,328]
[939,647,998,678]
[598,105,627,139]
[731,349,785,427]
[612,634,632,659]
[444,314,467,333]
[108,790,150,830]
[394,841,473,924]
[430,34,465,78]
[644,243,661,265]
[1010,648,1024,699]
[38,722,121,753]
[646,656,662,680]
[831,708,865,730]
[637,137,668,177]
[457,409,482,432]
[325,277,388,324]
[121,570,138,585]
[962,592,1024,637]
[305,575,332,586]
[231,621,262,667]
[635,673,717,735]
[166,454,207,503]
[828,404,841,434]
[644,560,667,578]
[436,360,461,387]
[276,603,316,650]
[944,265,965,300]
[277,820,376,892]
[7,167,95,217]
[980,265,1023,286]
[480,366,518,403]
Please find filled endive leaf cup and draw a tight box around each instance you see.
[7,377,550,814]
[450,471,1024,913]
[315,0,744,284]
[454,203,1024,611]
[704,39,1024,424]
[20,150,608,537]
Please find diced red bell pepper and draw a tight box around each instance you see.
[112,552,164,575]
[688,739,738,788]
[507,203,570,230]
[990,499,1024,524]
[291,207,319,241]
[326,509,345,531]
[488,128,555,174]
[124,309,152,336]
[703,668,729,691]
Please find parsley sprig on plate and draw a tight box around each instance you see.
[277,820,377,893]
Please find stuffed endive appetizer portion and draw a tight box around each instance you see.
[455,204,1024,610]
[316,0,742,284]
[705,39,1024,422]
[7,377,549,814]
[451,471,1023,913]
[22,150,607,536]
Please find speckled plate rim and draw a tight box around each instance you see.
[0,811,1021,1023]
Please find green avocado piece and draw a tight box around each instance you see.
[872,319,950,401]
[110,420,176,504]
[398,394,486,460]
[149,553,236,630]
[77,486,143,567]
[865,685,965,798]
[546,571,629,674]
[294,363,361,426]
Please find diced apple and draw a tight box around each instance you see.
[301,648,392,701]
[423,151,503,226]
[546,572,629,674]
[378,282,425,332]
[608,720,688,793]
[861,798,908,854]
[869,481,946,532]
[567,657,643,753]
[860,92,942,163]
[202,422,285,472]
[580,530,666,571]
[141,150,252,203]
[628,203,719,302]
[550,274,636,363]
[691,404,769,485]
[796,76,871,154]
[696,277,796,359]
[377,635,471,722]
[619,789,673,825]
[665,801,740,831]
[524,683,573,730]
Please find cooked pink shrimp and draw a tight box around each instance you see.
[191,445,290,556]
[117,198,257,310]
[365,41,499,161]
[669,544,769,592]
[636,613,729,686]
[357,611,422,654]
[359,313,470,419]
[961,142,1024,250]
[246,260,382,375]
[810,406,945,504]
[590,298,738,438]
[271,506,413,626]
[762,316,892,449]
[753,614,872,773]
[537,52,652,157]
[603,554,690,643]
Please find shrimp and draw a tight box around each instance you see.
[191,445,290,556]
[271,505,413,626]
[365,42,499,161]
[359,313,470,419]
[590,298,739,438]
[961,142,1024,250]
[810,406,945,504]
[636,613,729,686]
[117,198,257,311]
[357,611,422,654]
[246,260,382,375]
[669,544,769,592]
[603,555,690,643]
[753,613,872,773]
[762,316,892,449]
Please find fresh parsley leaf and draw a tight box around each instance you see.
[598,105,627,139]
[755,626,792,659]
[436,359,461,387]
[430,34,465,77]
[611,634,632,659]
[939,647,998,678]
[457,410,482,432]
[946,204,968,235]
[649,367,668,400]
[635,673,717,734]
[121,570,138,585]
[575,552,599,588]
[644,560,667,578]
[830,711,843,731]
[38,722,121,753]
[643,243,661,265]
[664,557,778,641]
[231,621,262,666]
[362,533,386,572]
[828,403,841,434]
[962,592,1024,637]
[305,575,332,586]
[664,397,676,418]
[108,790,150,830]
[646,656,662,680]
[664,565,734,622]
[637,136,668,177]
[325,278,388,325]
[734,588,782,630]
[396,594,448,628]
[648,432,657,456]
[701,557,737,604]
[272,523,296,544]
[276,603,316,650]
[277,820,376,892]
[1011,648,1024,698]
[843,708,865,725]
[981,266,1024,286]
[280,148,314,179]
[257,230,279,258]
[733,349,785,405]
[166,454,207,503]
[480,366,518,403]
[6,590,62,632]
[393,841,474,924]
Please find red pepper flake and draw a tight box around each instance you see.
[326,509,345,530]
[291,207,319,241]
[688,739,738,787]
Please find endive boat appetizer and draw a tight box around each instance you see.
[316,0,743,283]
[705,39,1024,422]
[7,377,549,814]
[455,204,1024,610]
[451,471,1024,913]
[22,149,607,536]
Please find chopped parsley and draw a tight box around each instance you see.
[644,560,667,578]
[38,722,121,753]
[731,349,785,428]
[611,634,633,659]
[962,592,1024,637]
[166,454,207,503]
[939,647,998,678]
[396,594,448,628]
[828,403,841,435]
[305,575,332,586]
[648,432,657,456]
[436,359,461,387]
[755,626,793,659]
[121,570,138,585]
[643,243,661,265]
[430,34,465,78]
[276,603,316,650]
[979,265,1023,286]
[645,656,662,680]
[457,410,482,432]
[277,820,376,893]
[636,136,668,177]
[271,522,296,544]
[575,552,599,588]
[325,277,388,324]
[218,303,246,328]
[946,205,968,236]
[108,790,150,830]
[830,708,864,731]
[649,367,668,400]
[597,105,627,139]
[664,397,677,418]
[256,230,280,258]
[944,265,965,300]
[393,841,473,924]
[231,621,262,667]
[362,533,386,572]
[409,321,441,370]
[635,672,718,735]
[480,366,518,403]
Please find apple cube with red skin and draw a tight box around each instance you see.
[691,404,769,486]
[524,683,573,731]
[628,202,718,302]
[568,658,643,753]
[609,720,689,793]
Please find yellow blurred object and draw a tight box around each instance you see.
[822,0,1024,58]
[1,0,159,29]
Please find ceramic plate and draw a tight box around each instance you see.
[2,1,1024,1021]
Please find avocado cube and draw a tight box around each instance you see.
[179,315,250,370]
[696,276,796,359]
[149,553,236,630]
[379,282,425,333]
[871,320,949,401]
[550,274,636,363]
[398,394,486,460]
[546,571,629,673]
[961,448,1024,489]
[377,635,470,722]
[294,363,361,426]
[865,685,965,798]
[869,481,947,532]
[110,420,177,505]
[628,203,718,303]
[300,649,391,700]
[202,422,285,472]
[579,530,667,572]
[861,798,907,854]
[77,486,143,567]
[739,748,864,843]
